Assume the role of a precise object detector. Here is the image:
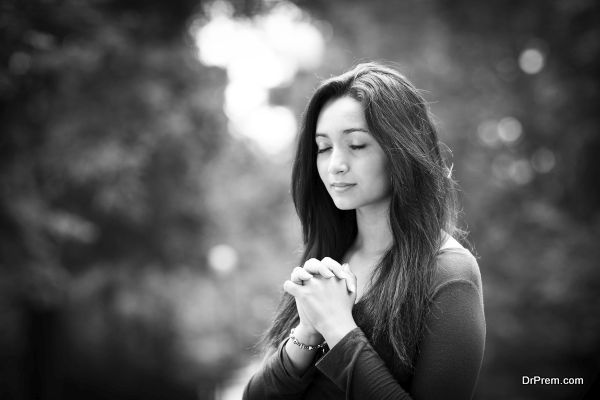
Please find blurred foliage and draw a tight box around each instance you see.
[1,0,599,399]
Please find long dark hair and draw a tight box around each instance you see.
[264,62,461,371]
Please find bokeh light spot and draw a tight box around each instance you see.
[492,154,534,185]
[208,244,239,276]
[190,0,325,156]
[510,159,534,185]
[531,147,556,173]
[230,105,297,155]
[519,48,545,74]
[477,119,501,148]
[498,117,523,144]
[224,81,269,120]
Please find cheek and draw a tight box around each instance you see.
[316,158,328,184]
[374,171,390,192]
[368,157,390,191]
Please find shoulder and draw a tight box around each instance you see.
[431,245,482,297]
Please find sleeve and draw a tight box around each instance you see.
[314,279,485,400]
[316,328,413,399]
[242,338,319,400]
[410,280,486,400]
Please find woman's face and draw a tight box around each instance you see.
[315,96,391,212]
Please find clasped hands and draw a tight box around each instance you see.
[283,257,359,348]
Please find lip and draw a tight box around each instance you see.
[331,182,355,187]
[330,182,356,192]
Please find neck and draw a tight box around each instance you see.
[353,198,393,257]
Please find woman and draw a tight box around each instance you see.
[243,62,485,399]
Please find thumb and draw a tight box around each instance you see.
[342,263,357,294]
[283,280,304,298]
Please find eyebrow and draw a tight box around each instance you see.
[315,128,370,138]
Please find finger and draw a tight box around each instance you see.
[320,257,345,279]
[283,280,304,297]
[342,263,357,293]
[321,257,354,293]
[291,266,313,284]
[304,258,334,278]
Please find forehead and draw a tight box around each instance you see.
[316,96,367,134]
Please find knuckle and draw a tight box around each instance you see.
[320,264,334,274]
[304,258,321,271]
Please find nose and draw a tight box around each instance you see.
[328,148,349,175]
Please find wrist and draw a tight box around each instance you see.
[321,319,357,348]
[294,323,323,345]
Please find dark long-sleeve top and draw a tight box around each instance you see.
[243,247,486,400]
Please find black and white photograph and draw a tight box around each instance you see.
[0,0,598,399]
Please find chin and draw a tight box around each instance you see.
[331,198,358,210]
[334,204,355,211]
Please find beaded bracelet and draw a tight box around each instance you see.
[289,328,327,351]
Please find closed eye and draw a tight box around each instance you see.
[317,147,331,154]
[350,145,366,150]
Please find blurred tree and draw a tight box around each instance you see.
[0,0,234,398]
[2,0,599,399]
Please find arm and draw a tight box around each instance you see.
[244,260,338,400]
[411,280,486,399]
[315,280,486,400]
[242,336,319,400]
[284,323,326,374]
